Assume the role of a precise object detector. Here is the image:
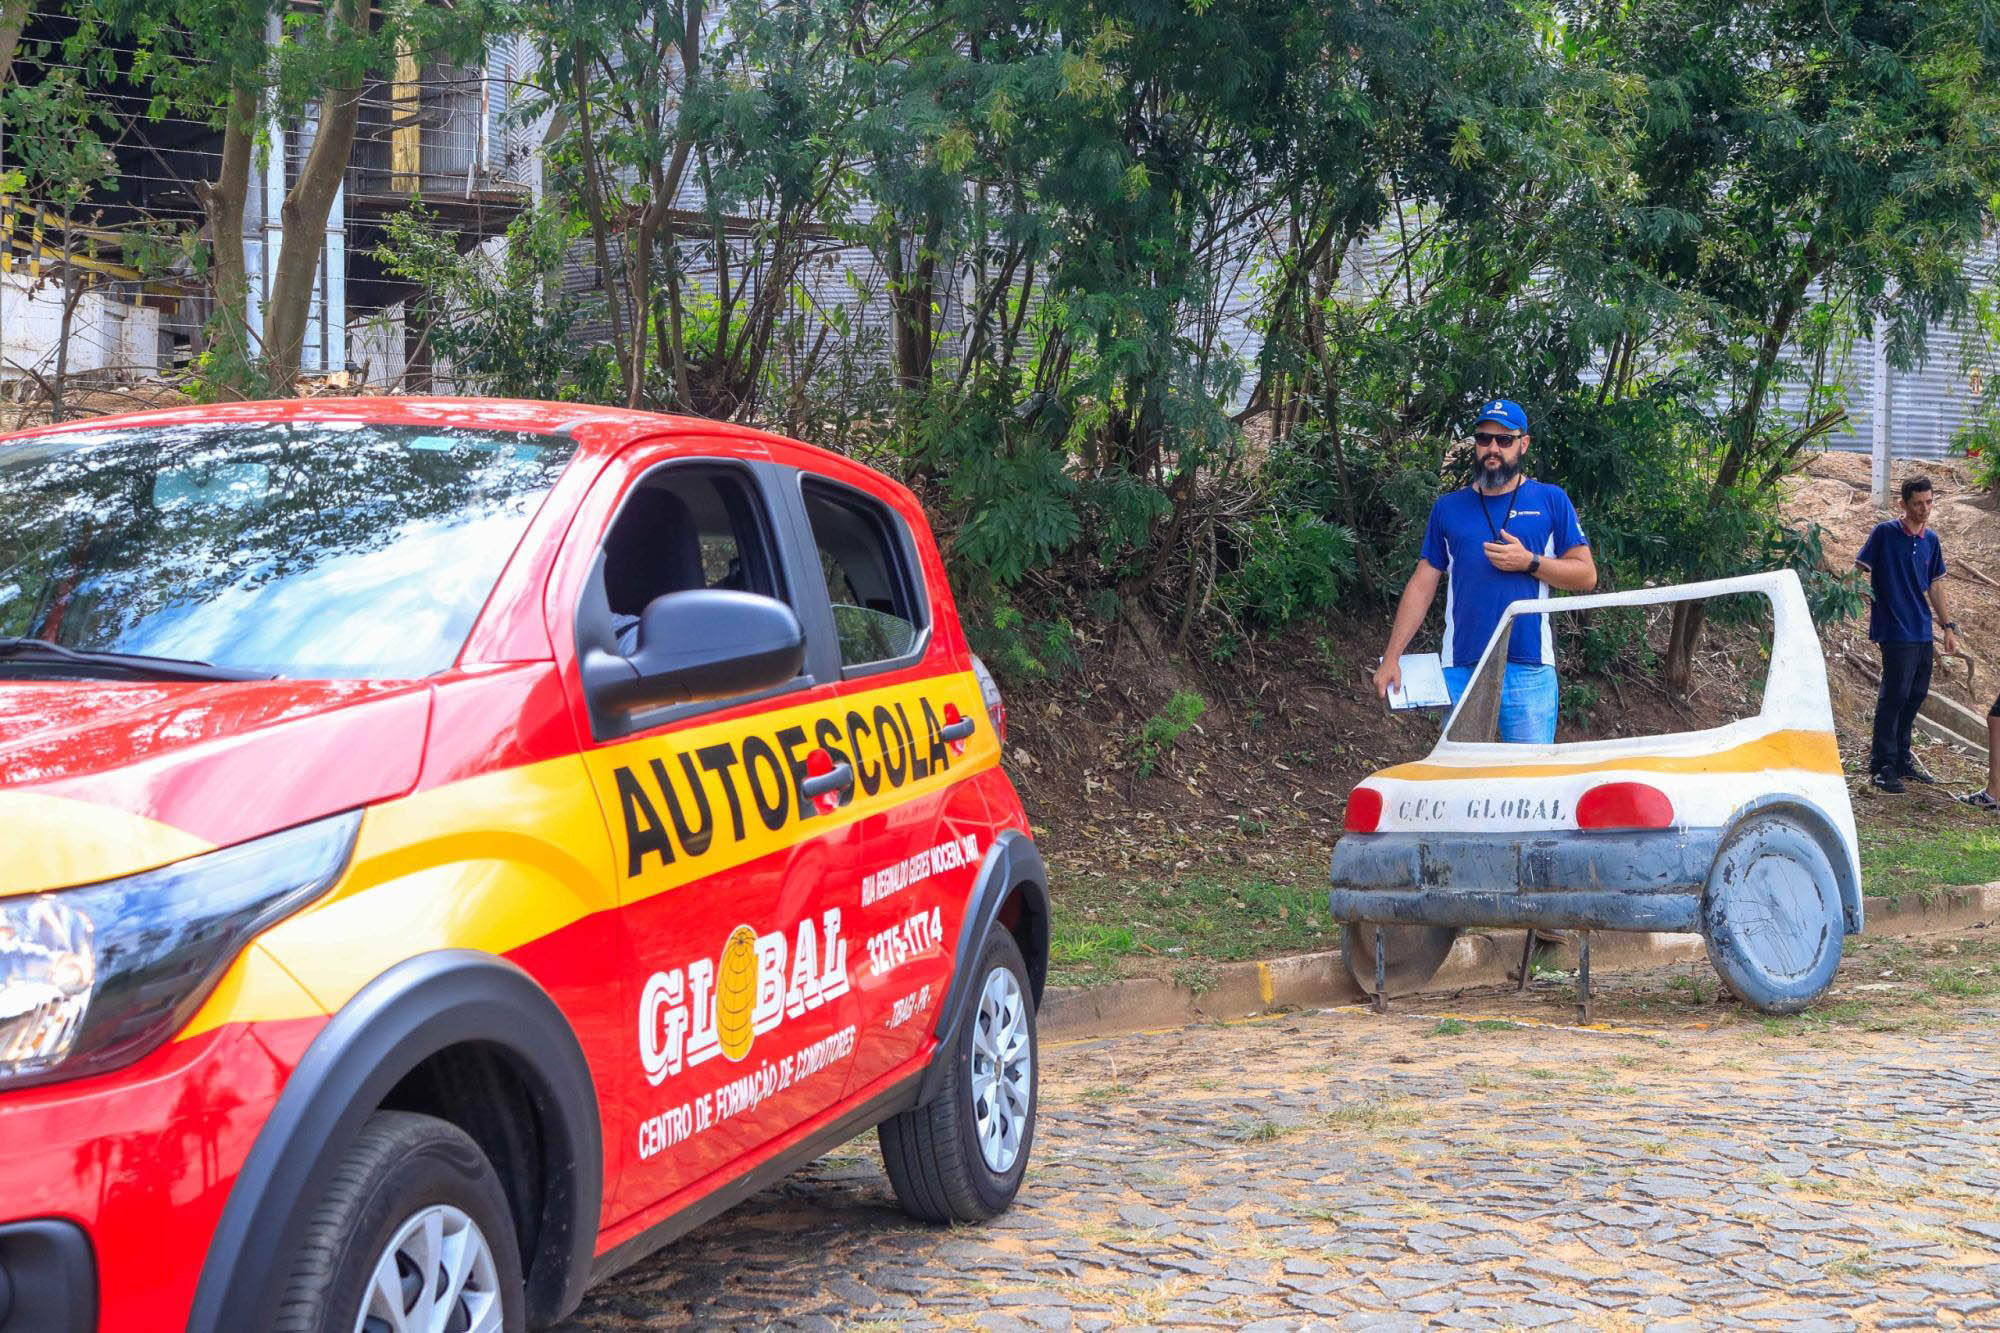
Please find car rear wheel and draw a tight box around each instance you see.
[878,929,1037,1223]
[275,1110,525,1333]
[1339,922,1461,998]
[1702,815,1845,1015]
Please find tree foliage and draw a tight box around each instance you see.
[16,0,1995,684]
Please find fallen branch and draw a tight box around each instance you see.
[1954,559,2000,594]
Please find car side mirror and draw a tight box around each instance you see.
[587,589,805,715]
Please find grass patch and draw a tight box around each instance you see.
[1668,973,1716,1005]
[1859,825,2000,903]
[1047,863,1337,985]
[1430,1018,1469,1036]
[1239,1119,1293,1142]
[1048,921,1138,985]
[1757,999,1880,1037]
[1324,1098,1423,1131]
[1925,966,1997,997]
[1172,960,1220,995]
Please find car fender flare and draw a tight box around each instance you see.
[186,950,602,1333]
[1719,794,1864,934]
[917,829,1048,1107]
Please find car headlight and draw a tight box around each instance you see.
[0,811,361,1090]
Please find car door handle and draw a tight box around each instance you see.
[941,717,976,742]
[801,763,854,798]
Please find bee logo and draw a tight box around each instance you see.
[637,911,850,1082]
[714,924,759,1062]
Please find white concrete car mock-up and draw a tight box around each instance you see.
[1330,571,1862,1016]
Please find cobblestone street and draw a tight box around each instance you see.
[559,932,2000,1331]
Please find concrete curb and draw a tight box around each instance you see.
[1039,884,2000,1042]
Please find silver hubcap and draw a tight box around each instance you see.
[354,1204,503,1333]
[971,965,1033,1174]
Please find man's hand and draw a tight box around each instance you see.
[1483,528,1535,573]
[1372,656,1402,698]
[1942,627,1958,656]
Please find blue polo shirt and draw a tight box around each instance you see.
[1420,479,1588,668]
[1857,520,1945,644]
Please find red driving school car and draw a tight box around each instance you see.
[0,400,1048,1332]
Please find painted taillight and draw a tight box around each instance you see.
[1576,782,1674,830]
[1344,786,1383,833]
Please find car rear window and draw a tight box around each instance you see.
[0,421,575,678]
[801,482,925,670]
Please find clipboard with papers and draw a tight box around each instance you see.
[1385,652,1452,711]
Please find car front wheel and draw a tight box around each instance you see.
[275,1110,526,1333]
[1702,814,1845,1015]
[878,928,1037,1223]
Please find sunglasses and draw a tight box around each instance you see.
[1472,431,1521,447]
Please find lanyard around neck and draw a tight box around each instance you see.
[1474,480,1523,542]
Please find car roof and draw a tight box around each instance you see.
[0,395,831,468]
[0,395,931,537]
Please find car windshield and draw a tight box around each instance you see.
[0,420,576,679]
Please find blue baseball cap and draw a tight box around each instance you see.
[1474,399,1529,434]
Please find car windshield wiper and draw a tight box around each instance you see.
[0,637,280,682]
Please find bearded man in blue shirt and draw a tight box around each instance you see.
[1372,399,1597,743]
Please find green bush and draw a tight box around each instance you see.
[1133,690,1207,778]
[1215,511,1358,632]
[1950,413,2000,493]
[964,602,1081,687]
[1559,680,1601,725]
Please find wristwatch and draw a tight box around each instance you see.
[1945,621,1958,631]
[1527,555,1542,576]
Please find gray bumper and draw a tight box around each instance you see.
[1329,828,1722,933]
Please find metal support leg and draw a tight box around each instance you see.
[1577,929,1593,1025]
[1373,926,1388,1013]
[1517,930,1535,992]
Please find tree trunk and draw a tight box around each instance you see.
[51,222,80,422]
[263,0,373,395]
[201,81,262,387]
[0,0,29,88]
[1662,244,1824,693]
[570,50,630,401]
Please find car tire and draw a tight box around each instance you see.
[1339,923,1461,998]
[274,1110,526,1333]
[878,929,1037,1224]
[1701,814,1845,1015]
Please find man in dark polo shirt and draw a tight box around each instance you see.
[1856,476,1956,792]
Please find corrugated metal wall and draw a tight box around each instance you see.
[1807,233,1999,461]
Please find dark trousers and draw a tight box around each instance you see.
[1871,640,1934,775]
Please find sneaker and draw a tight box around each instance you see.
[1899,761,1937,784]
[1871,770,1906,793]
[1959,789,2000,811]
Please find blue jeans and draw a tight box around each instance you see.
[1442,662,1559,744]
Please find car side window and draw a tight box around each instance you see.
[601,467,784,629]
[801,482,925,670]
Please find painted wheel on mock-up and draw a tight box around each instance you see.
[1701,814,1844,1015]
[1339,923,1461,998]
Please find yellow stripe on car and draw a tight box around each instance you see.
[183,673,999,1035]
[0,790,216,896]
[1374,728,1840,783]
